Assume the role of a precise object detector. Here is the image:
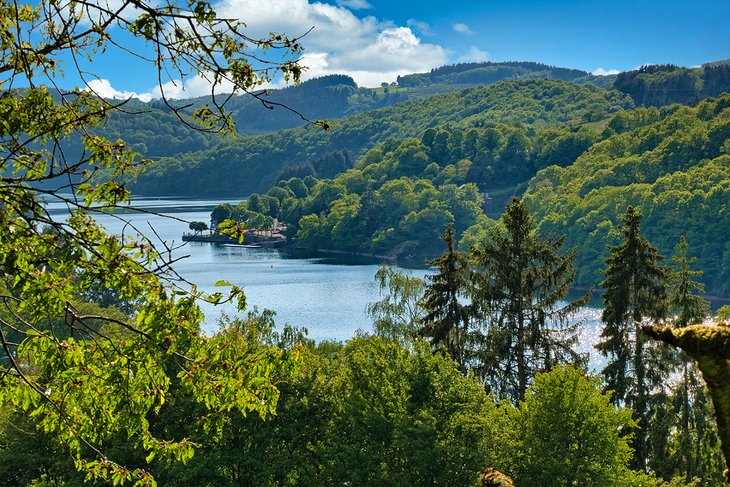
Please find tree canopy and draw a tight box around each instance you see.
[0,0,307,483]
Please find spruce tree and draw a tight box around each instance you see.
[669,236,715,482]
[597,206,670,470]
[471,197,589,402]
[670,236,710,328]
[419,226,472,366]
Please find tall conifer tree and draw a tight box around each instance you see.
[670,236,710,328]
[471,197,589,403]
[419,226,471,366]
[597,206,670,470]
[668,235,715,482]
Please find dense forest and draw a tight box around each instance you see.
[86,61,730,168]
[131,79,633,196]
[613,62,730,107]
[523,95,730,294]
[4,3,730,482]
[208,92,730,296]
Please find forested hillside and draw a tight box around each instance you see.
[221,115,608,258]
[397,60,612,88]
[91,61,620,158]
[523,95,730,295]
[94,75,364,159]
[213,93,730,296]
[132,79,632,196]
[85,61,730,168]
[613,62,730,107]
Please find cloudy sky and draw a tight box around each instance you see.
[85,0,730,100]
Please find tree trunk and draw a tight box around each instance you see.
[682,357,693,481]
[643,323,730,483]
[517,309,527,402]
[634,323,648,470]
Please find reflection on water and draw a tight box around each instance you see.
[45,196,607,369]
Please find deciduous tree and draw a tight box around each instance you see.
[368,266,425,343]
[502,366,636,487]
[0,0,307,483]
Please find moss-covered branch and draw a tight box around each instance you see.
[643,322,730,482]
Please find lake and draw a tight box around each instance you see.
[44,196,604,363]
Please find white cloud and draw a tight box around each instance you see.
[457,46,489,63]
[592,67,621,76]
[336,0,372,9]
[209,0,448,88]
[297,27,448,86]
[85,78,153,102]
[85,74,242,102]
[90,0,452,95]
[452,23,474,35]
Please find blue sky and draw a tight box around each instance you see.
[86,0,730,100]
[369,0,729,70]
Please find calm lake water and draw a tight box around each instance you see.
[45,196,604,364]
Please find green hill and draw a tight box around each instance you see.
[91,61,622,160]
[216,93,730,296]
[396,61,612,88]
[612,63,730,107]
[132,79,632,196]
[91,60,730,164]
[523,95,730,295]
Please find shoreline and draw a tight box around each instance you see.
[183,234,730,304]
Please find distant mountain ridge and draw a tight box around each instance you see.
[396,61,610,88]
[131,79,633,196]
[98,61,616,141]
[90,59,730,163]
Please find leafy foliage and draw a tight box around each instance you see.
[3,310,674,487]
[500,366,636,487]
[134,79,633,196]
[0,0,306,483]
[524,94,730,295]
[367,266,425,343]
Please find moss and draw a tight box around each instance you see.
[479,468,514,487]
[644,322,730,482]
[643,323,730,358]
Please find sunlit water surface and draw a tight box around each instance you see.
[45,196,605,369]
